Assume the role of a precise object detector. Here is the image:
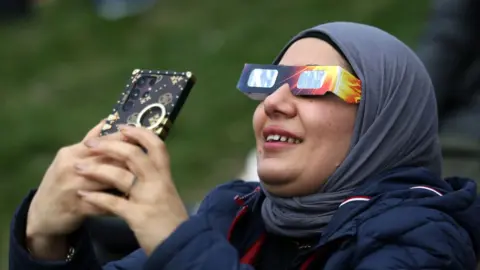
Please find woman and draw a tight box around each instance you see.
[9,22,480,270]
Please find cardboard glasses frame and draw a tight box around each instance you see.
[236,64,362,104]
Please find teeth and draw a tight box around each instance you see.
[266,135,275,141]
[265,134,302,144]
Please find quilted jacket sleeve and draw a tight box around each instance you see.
[9,190,108,270]
[352,206,476,270]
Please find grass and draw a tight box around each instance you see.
[0,0,429,267]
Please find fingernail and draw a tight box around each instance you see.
[74,163,87,172]
[85,139,99,148]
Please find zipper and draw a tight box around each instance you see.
[234,186,261,205]
[290,241,315,269]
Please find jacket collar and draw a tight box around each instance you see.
[229,167,448,249]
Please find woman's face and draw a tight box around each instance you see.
[253,38,358,196]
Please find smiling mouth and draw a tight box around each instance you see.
[264,134,302,144]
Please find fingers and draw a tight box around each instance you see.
[83,139,152,178]
[83,119,107,141]
[119,126,170,169]
[77,130,128,158]
[77,190,131,218]
[82,119,129,143]
[78,199,109,216]
[74,162,134,194]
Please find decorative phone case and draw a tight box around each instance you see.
[100,69,196,141]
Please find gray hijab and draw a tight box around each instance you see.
[261,22,443,238]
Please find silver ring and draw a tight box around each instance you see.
[124,175,138,198]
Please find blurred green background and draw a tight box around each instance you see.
[0,0,430,267]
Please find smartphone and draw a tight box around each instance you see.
[100,68,196,195]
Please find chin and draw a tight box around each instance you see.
[257,164,299,197]
[257,164,320,197]
[257,163,291,184]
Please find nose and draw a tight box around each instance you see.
[263,83,297,119]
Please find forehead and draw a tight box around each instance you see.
[278,38,345,67]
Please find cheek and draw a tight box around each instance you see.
[336,106,357,135]
[252,104,265,137]
[329,114,355,135]
[304,105,356,141]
